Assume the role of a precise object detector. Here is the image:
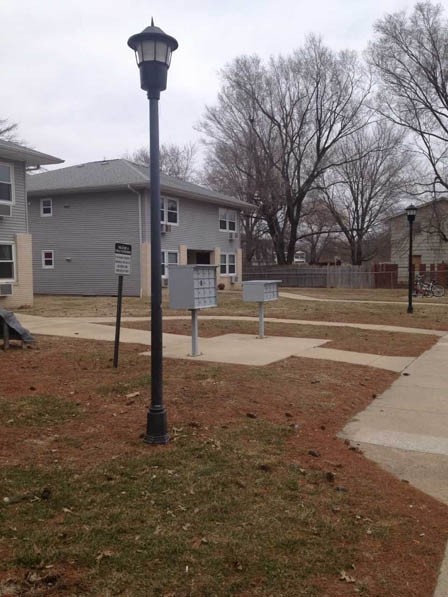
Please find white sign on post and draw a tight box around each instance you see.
[114,243,132,276]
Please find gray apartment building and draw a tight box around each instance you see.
[0,139,62,308]
[27,159,251,296]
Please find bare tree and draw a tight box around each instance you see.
[369,1,448,193]
[200,36,371,264]
[0,118,19,141]
[126,142,198,182]
[296,197,337,264]
[321,120,410,264]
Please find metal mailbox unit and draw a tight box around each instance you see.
[242,279,282,338]
[168,265,218,356]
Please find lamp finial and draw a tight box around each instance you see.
[151,17,154,26]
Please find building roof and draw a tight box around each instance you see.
[0,139,63,167]
[388,198,448,221]
[27,158,252,211]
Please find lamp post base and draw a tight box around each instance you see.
[143,407,169,444]
[407,306,413,314]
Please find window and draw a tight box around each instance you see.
[219,208,237,232]
[161,197,178,225]
[0,244,15,281]
[220,253,236,275]
[0,163,13,203]
[161,250,178,277]
[40,198,53,217]
[42,250,54,269]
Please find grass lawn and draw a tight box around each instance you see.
[18,289,448,330]
[1,335,448,596]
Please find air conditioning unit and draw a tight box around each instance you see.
[161,223,172,234]
[0,204,12,218]
[228,232,237,241]
[0,283,13,296]
[230,275,237,285]
[162,278,169,287]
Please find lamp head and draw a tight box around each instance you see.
[405,204,417,222]
[128,19,178,98]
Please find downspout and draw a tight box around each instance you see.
[24,166,30,233]
[128,185,143,297]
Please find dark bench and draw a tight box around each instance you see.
[0,311,33,350]
[0,315,25,350]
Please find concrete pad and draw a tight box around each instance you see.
[148,334,329,366]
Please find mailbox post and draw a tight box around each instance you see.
[242,280,282,338]
[168,265,218,356]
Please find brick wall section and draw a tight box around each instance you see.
[0,233,33,309]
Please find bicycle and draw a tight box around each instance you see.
[413,274,445,298]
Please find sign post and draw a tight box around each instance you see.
[113,243,132,368]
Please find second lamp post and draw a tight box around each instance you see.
[128,21,178,444]
[406,204,417,314]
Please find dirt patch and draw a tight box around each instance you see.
[0,336,447,596]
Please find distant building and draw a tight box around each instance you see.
[293,250,306,264]
[390,199,448,279]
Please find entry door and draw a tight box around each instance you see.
[196,252,211,265]
[187,250,211,265]
[412,255,422,268]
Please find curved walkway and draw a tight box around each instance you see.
[17,313,425,372]
[280,290,448,307]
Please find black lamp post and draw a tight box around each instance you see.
[128,20,178,444]
[406,204,417,314]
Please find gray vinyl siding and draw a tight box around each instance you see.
[158,194,240,254]
[29,191,141,295]
[0,160,27,242]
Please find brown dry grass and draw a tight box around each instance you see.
[0,337,447,596]
[19,290,448,331]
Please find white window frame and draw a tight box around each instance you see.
[0,242,16,282]
[219,208,237,232]
[42,249,54,269]
[0,162,14,205]
[161,197,179,226]
[220,252,236,276]
[161,250,179,277]
[40,198,53,217]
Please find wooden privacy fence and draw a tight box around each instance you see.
[243,264,399,289]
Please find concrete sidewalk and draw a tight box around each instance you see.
[17,313,417,371]
[340,334,448,596]
[280,290,448,308]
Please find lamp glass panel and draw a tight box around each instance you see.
[155,40,169,63]
[140,39,156,62]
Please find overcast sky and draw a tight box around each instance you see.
[1,0,415,169]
